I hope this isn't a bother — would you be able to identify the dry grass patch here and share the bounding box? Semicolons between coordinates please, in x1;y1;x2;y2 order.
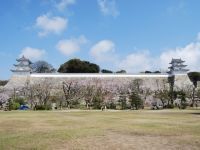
0;109;199;150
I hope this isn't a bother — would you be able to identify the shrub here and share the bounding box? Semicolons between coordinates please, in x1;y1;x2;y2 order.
11;102;20;110
0;80;8;86
101;69;113;73
106;101;116;109
166;104;174;109
14;97;25;105
35;105;51;110
118;94;127;110
92;96;103;109
179;103;187;109
129;91;143;110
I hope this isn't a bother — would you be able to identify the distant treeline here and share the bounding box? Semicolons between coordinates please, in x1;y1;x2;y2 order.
32;58;127;74
0;80;8;86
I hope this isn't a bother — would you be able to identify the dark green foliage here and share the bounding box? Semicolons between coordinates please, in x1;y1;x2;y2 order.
92;88;104;109
35;105;51;110
58;59;100;73
13;97;25;105
168;75;175;105
166;104;174;109
7;100;20;110
101;69;113;73
188;72;200;88
177;90;187;109
187;72;200;106
145;71;152;73
35;105;45;110
31;61;56;73
92;95;103;109
154;90;170;108
144;71;161;74
116;70;126;73
118;94;127;110
129;91;143;110
153;71;161;73
7;97;26;110
0;80;8;86
106;100;116;109
69;99;81;108
11;102;20;110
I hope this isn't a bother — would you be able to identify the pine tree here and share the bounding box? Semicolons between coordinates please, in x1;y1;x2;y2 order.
129;91;143;110
118;93;127;110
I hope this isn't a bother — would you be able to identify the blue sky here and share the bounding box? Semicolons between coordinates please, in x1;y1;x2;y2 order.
1;0;200;79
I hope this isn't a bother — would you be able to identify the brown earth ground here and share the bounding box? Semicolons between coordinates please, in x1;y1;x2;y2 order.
0;109;199;150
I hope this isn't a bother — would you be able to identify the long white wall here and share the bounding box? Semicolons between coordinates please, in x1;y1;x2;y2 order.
30;73;169;78
5;73;191;91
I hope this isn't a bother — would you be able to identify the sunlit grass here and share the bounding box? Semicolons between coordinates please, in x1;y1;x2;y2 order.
0;109;199;150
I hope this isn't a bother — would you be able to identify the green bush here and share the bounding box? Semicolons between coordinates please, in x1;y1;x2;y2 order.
35;105;51;110
92;96;103;109
129;91;143;110
166;104;174;109
11;102;20;110
179;103;187;109
118;95;127;110
14;97;25;105
106;101;116;109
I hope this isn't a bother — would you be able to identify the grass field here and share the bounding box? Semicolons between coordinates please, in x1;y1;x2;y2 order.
0;109;200;150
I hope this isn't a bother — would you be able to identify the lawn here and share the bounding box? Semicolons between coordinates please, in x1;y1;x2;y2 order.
0;109;200;150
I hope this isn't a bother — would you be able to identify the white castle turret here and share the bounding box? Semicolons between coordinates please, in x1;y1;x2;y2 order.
11;56;32;75
168;58;189;74
5;57;192;91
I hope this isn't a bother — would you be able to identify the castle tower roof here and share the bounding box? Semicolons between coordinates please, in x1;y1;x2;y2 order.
11;56;32;74
168;58;189;74
169;58;185;64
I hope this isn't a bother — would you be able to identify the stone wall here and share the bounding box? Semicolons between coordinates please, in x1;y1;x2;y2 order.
4;73;192;91
3;73;193;106
174;74;193;89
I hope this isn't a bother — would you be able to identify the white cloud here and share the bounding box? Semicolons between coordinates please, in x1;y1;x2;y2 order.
92;34;200;73
119;39;200;73
119;51;155;73
35;14;67;37
90;40;117;62
55;0;76;11
160;42;200;71
19;47;46;60
97;0;119;17
56;35;88;56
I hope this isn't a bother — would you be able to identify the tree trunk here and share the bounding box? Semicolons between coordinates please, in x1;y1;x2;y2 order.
86;103;89;109
192;87;195;107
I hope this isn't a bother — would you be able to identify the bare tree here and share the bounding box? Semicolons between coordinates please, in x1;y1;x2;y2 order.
83;84;95;109
154;79;170;108
62;81;82;109
0;92;9;108
129;79;143;93
27;80;52;110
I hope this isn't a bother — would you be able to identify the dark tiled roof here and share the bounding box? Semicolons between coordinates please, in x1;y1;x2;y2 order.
16;56;32;63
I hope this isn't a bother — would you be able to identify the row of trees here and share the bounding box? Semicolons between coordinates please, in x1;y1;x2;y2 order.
0;79;145;110
1;74;199;110
31;59;126;74
1;72;200;110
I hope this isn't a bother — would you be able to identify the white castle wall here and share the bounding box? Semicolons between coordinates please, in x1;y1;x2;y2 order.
4;73;192;91
173;74;193;89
